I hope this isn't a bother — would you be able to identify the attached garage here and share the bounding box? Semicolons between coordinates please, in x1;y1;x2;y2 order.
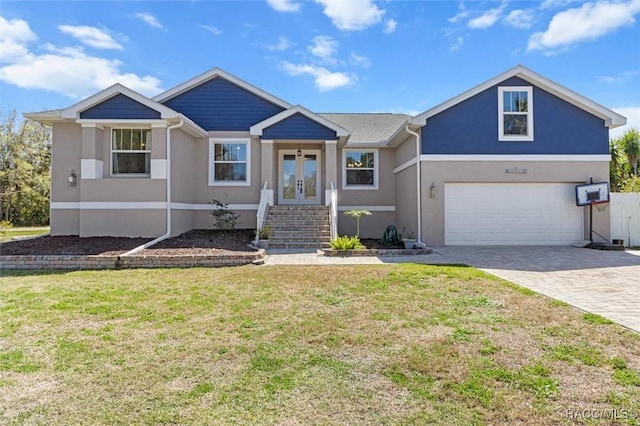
444;183;584;245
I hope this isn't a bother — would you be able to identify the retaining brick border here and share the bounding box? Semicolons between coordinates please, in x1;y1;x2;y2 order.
322;248;433;257
0;250;265;271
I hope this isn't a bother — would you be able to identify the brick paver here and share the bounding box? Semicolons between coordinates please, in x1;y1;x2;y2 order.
264;246;640;332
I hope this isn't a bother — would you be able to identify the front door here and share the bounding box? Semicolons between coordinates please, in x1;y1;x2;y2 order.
278;149;321;205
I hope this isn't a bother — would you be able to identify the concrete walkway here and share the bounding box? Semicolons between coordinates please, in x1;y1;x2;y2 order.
264;246;640;332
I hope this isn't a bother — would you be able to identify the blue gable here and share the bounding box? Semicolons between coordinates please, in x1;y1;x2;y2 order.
162;77;285;131
422;76;609;155
79;93;161;119
262;113;338;140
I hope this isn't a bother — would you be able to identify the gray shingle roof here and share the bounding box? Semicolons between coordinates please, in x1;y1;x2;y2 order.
320;113;409;145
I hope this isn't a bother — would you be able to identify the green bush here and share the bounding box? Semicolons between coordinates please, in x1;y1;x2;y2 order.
330;235;365;250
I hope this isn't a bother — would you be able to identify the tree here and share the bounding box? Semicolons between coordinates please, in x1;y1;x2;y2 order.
0;110;51;226
343;209;372;238
619;127;640;177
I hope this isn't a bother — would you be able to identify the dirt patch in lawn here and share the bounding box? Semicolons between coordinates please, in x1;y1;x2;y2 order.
0;229;256;256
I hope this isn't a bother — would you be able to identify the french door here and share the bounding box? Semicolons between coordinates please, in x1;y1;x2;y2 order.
278;150;321;205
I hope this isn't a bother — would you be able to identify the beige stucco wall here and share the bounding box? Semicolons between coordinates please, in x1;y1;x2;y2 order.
79;209;166;237
394;134;417;167
338;211;394;239
420;160;611;246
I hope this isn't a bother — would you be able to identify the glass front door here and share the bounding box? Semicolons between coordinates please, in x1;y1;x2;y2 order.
278;149;321;205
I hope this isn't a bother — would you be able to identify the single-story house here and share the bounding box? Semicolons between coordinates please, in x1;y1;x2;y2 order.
26;65;626;246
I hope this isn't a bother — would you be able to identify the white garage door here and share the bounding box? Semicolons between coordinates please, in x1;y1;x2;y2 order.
445;183;584;245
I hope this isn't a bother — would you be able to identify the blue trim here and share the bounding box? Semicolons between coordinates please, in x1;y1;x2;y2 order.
162;77;285;131
79;94;161;119
422;77;608;155
262;113;338;140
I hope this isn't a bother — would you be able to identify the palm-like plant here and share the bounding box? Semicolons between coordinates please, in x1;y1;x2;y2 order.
343;209;372;238
619;128;640;176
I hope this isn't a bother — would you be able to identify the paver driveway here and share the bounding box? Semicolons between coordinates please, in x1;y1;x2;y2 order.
266;246;640;332
425;246;640;332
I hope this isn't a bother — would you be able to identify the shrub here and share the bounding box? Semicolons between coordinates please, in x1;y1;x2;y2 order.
330;235;365;250
209;199;240;231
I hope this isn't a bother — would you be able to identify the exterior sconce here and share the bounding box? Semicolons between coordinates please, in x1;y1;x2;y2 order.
429;182;436;199
68;170;77;187
297;146;302;157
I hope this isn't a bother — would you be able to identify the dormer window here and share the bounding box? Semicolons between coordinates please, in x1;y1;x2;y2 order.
498;86;533;141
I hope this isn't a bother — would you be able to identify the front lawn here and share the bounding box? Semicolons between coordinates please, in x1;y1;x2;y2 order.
1;265;638;425
0;227;49;243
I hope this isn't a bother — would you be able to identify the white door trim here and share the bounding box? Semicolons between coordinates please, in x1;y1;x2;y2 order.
278;149;322;205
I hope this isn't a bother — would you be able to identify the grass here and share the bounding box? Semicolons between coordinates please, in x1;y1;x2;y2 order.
0;264;639;425
0;227;49;243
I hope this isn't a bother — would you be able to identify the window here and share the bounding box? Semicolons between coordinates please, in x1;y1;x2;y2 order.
343;149;378;190
498;86;533;141
209;138;251;186
111;129;151;175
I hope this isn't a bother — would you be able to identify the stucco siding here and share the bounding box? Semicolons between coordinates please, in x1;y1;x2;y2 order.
170;129;199;204
50;210;79;236
79;179;166;202
421;160;610;246
422;76;609;155
79;209;165;237
394;166;418;239
162;77;285;131
394;134;418;167
192;210;257;230
51;123;82;203
337;148;395;207
262;113;338;140
338;211;394;239
80;94;161;120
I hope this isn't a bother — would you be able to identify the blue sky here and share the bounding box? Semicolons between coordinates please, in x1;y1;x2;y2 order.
1;0;639;137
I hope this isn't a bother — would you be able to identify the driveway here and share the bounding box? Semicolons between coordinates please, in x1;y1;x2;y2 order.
265;246;640;332
424;246;640;332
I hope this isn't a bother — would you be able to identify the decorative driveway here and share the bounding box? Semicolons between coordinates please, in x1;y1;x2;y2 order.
265;246;640;332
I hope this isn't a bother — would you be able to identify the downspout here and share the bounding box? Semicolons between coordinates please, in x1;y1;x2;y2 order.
120;119;184;257
404;125;425;248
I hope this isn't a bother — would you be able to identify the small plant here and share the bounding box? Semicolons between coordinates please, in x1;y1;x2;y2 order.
330;235;365;250
257;225;273;240
209;199;240;231
343;209;372;238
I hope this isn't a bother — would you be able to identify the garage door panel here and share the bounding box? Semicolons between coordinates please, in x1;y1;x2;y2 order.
445;183;584;245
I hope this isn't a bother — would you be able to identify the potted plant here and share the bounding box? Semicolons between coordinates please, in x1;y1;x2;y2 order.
402;227;416;249
256;225;272;249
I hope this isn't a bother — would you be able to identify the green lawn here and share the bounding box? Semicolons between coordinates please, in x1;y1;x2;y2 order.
1;265;638;425
0;227;49;243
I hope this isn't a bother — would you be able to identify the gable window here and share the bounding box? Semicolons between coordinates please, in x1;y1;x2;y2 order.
343;149;378;190
111;128;151;175
209;138;251;186
498;86;533;141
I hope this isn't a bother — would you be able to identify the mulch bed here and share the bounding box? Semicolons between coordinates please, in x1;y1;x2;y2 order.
0;230;256;256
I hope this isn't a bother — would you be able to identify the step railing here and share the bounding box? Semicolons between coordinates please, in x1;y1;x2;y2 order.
328;182;338;241
255;180;269;246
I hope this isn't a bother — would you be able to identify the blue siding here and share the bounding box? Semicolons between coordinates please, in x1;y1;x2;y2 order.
79;93;161;119
262;113;337;140
422;76;609;155
162;77;285;131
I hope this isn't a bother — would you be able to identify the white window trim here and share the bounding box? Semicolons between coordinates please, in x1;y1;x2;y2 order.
110;128;151;177
342;148;379;190
498;86;533;142
209;138;251;186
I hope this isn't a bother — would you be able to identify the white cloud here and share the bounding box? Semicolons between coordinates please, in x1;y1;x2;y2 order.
315;0;385;31
281;61;355;91
448;3;469;23
450;36;464;51
503;9;536;29
0;16;38;62
268;36;293;51
267;0;301;13
135;12;163;29
308;35;339;63
468;4;507;29
200;25;222;35
599;70;640;83
610;106;640;139
350;52;371;67
0;17;163;99
528;0;640;52
383;19;397;34
58;25;123;50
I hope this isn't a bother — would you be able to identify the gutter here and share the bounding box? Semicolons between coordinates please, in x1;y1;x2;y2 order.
120;119;184;257
404;125;426;248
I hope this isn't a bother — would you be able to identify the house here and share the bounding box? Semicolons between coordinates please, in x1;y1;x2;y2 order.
26;65;626;246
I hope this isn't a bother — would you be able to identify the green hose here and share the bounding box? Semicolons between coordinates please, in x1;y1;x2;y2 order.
381;225;401;247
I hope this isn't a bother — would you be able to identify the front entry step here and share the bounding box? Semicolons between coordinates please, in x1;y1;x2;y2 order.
266;206;331;249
